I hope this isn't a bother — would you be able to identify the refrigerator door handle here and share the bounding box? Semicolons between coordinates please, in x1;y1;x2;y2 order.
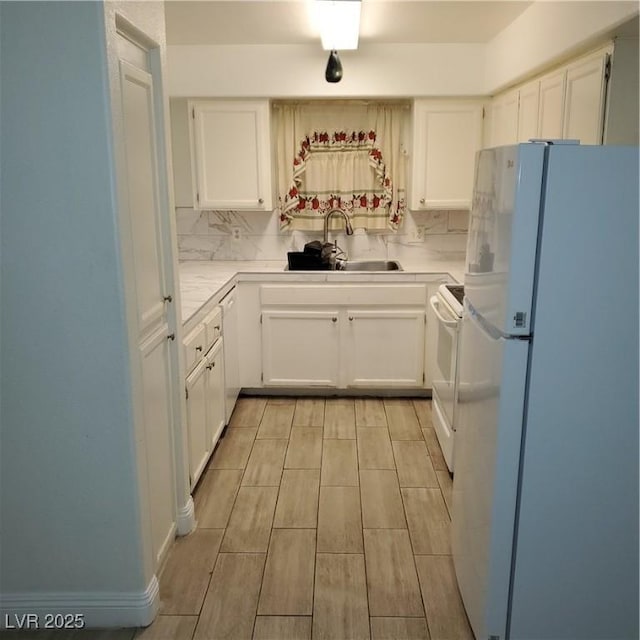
466;301;530;342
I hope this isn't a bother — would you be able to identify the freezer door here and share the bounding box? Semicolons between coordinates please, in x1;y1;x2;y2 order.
465;143;546;335
452;300;530;640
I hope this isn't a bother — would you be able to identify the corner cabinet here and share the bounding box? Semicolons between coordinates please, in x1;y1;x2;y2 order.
188;99;273;210
410;100;484;211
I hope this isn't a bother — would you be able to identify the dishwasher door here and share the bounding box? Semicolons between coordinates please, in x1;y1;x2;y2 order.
220;287;240;423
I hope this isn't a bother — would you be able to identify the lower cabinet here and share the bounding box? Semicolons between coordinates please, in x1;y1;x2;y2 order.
139;323;177;566
261;305;425;389
261;310;340;386
345;310;425;387
220;288;240;422
186;358;209;486
185;337;225;488
205;339;226;448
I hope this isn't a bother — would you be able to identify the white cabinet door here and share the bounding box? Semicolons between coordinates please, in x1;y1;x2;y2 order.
119;58;177;566
517;81;540;142
345;310;425;387
220;290;240;422
186;359;209;488
563;53;608;144
411;100;483;210
262;310;340;386
205;340;226;450
237;283;263;388
189;100;272;210
490;90;519;147
139;325;177;566
538;70;566;140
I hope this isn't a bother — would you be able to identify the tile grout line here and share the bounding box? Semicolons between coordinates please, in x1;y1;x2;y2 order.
311;397;325;637
355;404;374;640
193;399;262;639
384;399;428;624
248;399;279;636
254;398;316;625
409;398;439;637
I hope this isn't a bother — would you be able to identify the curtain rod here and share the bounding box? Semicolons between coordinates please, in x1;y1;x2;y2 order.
272;99;411;109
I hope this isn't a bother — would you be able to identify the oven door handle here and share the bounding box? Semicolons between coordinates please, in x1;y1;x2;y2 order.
429;295;458;328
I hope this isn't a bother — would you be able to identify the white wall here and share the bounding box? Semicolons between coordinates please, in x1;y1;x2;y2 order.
168;43;487;98
605;36;639;144
167;2;638;98
170;98;194;207
0;0;167;626
484;1;639;93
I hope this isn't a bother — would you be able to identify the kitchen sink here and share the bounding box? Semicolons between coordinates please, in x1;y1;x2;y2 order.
337;260;403;271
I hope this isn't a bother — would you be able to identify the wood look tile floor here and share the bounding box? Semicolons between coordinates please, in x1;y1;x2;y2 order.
5;398;472;640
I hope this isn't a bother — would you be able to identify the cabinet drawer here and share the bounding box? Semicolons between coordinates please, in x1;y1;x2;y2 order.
203;306;223;348
183;323;206;374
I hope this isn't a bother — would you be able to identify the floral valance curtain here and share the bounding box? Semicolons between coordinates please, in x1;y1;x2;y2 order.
275;102;408;231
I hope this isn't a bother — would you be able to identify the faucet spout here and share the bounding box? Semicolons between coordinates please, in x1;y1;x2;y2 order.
323;208;354;244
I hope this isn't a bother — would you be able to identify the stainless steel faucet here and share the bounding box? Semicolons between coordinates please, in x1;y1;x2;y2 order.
323;208;354;244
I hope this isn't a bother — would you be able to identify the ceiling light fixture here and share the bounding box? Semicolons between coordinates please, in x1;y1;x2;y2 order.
315;0;361;83
316;0;362;51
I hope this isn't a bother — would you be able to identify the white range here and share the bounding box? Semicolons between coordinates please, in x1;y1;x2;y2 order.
426;282;463;472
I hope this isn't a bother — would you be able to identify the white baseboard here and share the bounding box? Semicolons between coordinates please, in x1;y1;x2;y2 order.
0;575;159;630
176;496;195;536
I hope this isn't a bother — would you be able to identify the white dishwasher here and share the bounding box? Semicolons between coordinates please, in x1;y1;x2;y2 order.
219;287;240;423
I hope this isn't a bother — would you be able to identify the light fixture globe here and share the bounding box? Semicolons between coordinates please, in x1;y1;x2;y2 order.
325;50;343;83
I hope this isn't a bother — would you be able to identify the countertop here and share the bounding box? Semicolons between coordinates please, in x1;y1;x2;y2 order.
178;259;466;325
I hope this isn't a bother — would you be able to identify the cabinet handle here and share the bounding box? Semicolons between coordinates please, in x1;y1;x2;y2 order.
167;333;176;341
195;345;203;352
163;294;173;303
349;316;354;321
258;197;264;205
215;325;221;331
331;317;338;323
420;198;425;204
206;362;216;370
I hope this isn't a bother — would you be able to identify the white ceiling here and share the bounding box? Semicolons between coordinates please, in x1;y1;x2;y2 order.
165;0;534;46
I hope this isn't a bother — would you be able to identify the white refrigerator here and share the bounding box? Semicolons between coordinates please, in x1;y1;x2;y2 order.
452;142;639;640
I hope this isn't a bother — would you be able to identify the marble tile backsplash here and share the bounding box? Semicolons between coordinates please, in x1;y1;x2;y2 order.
176;208;468;263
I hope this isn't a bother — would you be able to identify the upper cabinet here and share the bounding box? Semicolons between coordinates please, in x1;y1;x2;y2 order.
537;69;566;140
490;44;612;147
562;53;609;144
188;99;273;210
488;81;539;147
516;80;540;142
490;90;518;147
410;100;484;210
